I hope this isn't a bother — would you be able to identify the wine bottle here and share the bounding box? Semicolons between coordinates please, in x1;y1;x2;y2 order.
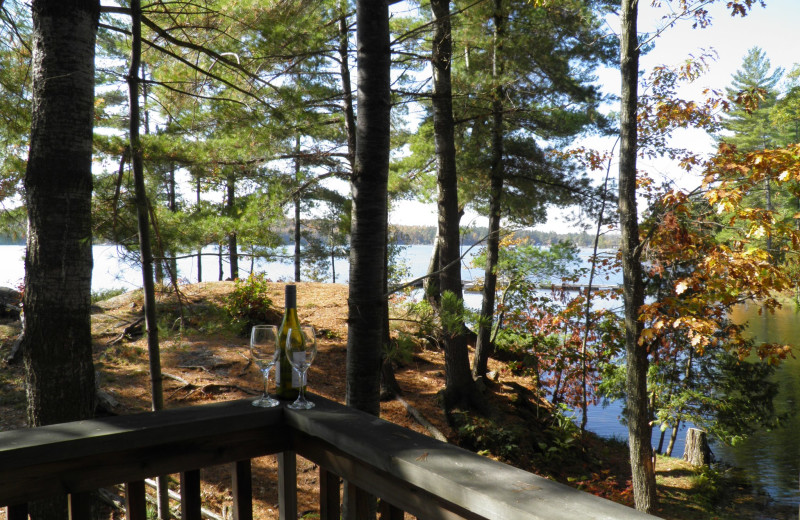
275;284;303;399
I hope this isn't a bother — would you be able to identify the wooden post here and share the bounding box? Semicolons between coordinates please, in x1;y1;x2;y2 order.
6;504;28;520
181;469;202;520
320;468;341;520
125;481;148;520
231;460;253;520
344;481;372;519
68;492;92;520
683;428;712;467
379;498;403;520
278;451;298;520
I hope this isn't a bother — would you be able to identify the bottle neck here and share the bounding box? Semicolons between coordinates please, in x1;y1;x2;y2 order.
285;284;297;310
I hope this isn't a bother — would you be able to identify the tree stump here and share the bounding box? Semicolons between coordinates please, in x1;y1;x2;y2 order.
683;428;712;467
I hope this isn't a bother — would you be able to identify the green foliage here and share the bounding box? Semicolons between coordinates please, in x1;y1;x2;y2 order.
398;297;438;341
91;288;128;304
455;413;523;461
224;274;275;333
538;404;581;463
386;331;415;366
0;3;32;204
689;466;728;509
440;291;467;336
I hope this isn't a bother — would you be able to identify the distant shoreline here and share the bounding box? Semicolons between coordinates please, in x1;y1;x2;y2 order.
0;227;622;249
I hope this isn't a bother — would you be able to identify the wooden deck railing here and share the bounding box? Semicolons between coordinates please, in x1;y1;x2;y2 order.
0;395;656;520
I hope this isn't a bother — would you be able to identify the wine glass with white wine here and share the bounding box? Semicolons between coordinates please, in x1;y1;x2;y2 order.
250;325;280;408
285;325;317;410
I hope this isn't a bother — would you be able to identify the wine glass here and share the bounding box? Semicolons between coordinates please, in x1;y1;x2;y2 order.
285;325;317;410
250;325;280;407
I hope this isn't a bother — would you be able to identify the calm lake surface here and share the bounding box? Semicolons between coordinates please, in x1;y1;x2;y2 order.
1;243;798;506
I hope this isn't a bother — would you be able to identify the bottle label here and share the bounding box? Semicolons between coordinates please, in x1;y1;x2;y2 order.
275;361;302;388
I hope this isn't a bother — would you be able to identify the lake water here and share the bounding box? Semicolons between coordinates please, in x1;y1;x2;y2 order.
1;243;798;507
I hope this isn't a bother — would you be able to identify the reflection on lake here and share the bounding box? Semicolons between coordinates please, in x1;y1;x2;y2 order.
716;302;800;504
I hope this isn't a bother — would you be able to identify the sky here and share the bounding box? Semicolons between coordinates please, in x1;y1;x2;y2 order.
389;0;800;231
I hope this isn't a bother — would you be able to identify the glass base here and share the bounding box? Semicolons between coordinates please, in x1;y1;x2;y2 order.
252;395;280;408
287;398;314;410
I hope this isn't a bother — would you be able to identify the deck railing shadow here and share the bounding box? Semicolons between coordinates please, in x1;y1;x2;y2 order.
0;395;656;519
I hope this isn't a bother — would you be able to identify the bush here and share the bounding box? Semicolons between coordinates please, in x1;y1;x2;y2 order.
225;274;276;334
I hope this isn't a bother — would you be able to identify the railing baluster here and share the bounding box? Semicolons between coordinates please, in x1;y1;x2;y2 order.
6;504;28;520
319;468;340;520
378;498;404;520
68;491;91;519
231;460;253;520
344;481;372;519
277;451;298;520
181;469;202;520
125;481;148;520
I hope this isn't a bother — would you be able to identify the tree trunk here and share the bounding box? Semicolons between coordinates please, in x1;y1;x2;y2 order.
619;0;656;512
226;174;239;280
129;5;171;517
579;148;615;434
424;228;441;306
665;419;681;457
338;0;356;172
344;3;390;518
380;218;397;400
167;164;178;283
294;137;302;282
473;0;505;381
218;243;223;281
347;0;390;418
430;0;476;410
23;2;100;517
196;178;202;282
294;192;302;281
765;178;773;262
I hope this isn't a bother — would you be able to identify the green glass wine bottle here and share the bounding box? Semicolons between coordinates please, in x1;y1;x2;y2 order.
276;284;303;400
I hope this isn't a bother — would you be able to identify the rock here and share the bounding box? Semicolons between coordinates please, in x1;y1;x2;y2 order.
0;287;21;320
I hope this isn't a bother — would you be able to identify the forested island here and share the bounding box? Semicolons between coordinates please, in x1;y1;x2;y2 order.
226;222;622;248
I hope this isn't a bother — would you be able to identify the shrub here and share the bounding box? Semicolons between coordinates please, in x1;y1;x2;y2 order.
225;274;275;334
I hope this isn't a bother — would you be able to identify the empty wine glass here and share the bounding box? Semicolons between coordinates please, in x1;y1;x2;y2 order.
250;325;280;407
285;325;317;410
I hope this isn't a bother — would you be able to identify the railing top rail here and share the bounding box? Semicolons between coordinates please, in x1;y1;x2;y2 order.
1;396;658;519
0;399;288;505
287;397;656;520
